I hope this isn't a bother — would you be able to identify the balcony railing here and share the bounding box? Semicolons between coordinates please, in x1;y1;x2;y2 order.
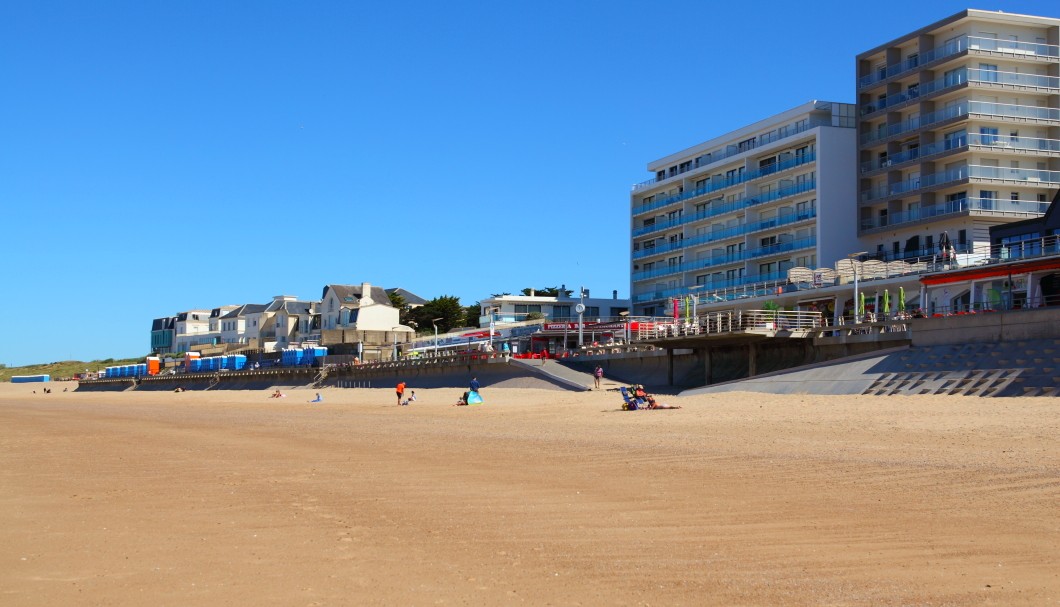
861;134;1060;174
861;101;1060;146
631;151;816;216
859;196;1049;231
632;178;817;237
632;236;816;282
631;120;827;192
860;165;1059;203
860;69;1060;117
858;35;1060;89
633;208;817;259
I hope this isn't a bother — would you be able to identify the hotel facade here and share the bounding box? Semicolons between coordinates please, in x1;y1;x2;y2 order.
629;101;858;316
856;9;1060;260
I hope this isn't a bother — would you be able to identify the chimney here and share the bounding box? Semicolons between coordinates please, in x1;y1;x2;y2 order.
613;290;618;299
360;282;374;305
583;288;590;298
530;289;535;297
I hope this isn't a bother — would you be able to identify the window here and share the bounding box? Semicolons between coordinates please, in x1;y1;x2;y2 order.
738;137;756;153
1011;192;1020;201
759;262;777;276
643;217;655;228
978;63;999;83
944;67;966;87
879;208;888;227
760;235;778;247
980;126;999;145
553;305;571;319
944;129;967;149
514;304;542;314
668;209;683;223
667;256;681;267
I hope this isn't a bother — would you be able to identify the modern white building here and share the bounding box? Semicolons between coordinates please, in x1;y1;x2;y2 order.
629;101;858;316
856;9;1060;260
478;287;630;326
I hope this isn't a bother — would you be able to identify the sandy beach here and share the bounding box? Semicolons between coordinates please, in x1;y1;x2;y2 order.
1;381;1058;606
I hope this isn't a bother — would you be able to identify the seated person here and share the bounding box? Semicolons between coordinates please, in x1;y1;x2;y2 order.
310;392;323;403
635;385;681;409
454;391;469;406
401;390;417;406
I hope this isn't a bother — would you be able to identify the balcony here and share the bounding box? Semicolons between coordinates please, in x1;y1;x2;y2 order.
859;197;1050;231
632;178;817;237
861;134;1060;174
631;120;826;192
633;208;817;260
858;36;1060;90
632;236;816;282
860;69;1060;118
631;151;816;216
860;165;1059;203
861;101;1060;147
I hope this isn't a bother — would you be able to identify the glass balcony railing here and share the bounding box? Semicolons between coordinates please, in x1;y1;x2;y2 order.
858;35;1060;89
969;132;1060;153
632;178;816;237
860;164;1058;202
861;101;1060;146
633;270;790;303
631;120;828;192
633;208;817;259
631;151;816;216
859;196;1049;231
860;69;1059;117
632;236;816;282
861;134;1060;173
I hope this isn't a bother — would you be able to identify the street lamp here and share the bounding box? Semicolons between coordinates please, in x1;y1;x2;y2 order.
618;310;630;344
576;286;586;347
848;251;867;323
432;317;443;355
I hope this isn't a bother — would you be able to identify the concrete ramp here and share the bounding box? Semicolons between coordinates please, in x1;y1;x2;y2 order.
509;358;593;391
683;348;903;397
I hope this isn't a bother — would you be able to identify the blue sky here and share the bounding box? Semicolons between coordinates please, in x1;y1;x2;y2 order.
1;0;1056;366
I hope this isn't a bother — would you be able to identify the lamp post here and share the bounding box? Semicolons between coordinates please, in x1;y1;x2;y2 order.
849;251;867;323
432;317;443;355
392;326;402;361
576;286;586;347
619;310;630;344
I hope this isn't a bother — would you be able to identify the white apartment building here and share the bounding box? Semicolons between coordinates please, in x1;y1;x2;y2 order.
478;288;630;326
629;101;858;316
856;9;1060;260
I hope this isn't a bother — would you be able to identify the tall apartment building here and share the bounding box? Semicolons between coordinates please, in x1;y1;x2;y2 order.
856;9;1060;261
629;101;857;316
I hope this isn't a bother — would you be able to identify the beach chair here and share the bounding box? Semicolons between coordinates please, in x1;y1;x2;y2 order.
619;387;644;410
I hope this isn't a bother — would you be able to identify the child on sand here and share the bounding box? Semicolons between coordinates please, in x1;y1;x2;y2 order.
400;390;416;406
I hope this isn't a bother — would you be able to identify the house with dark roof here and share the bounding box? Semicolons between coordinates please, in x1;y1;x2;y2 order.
261;296;317;349
385;287;428;308
219;303;269;346
320;282;414;359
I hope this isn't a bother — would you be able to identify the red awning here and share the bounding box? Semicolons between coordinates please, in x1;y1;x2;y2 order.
920;258;1060;285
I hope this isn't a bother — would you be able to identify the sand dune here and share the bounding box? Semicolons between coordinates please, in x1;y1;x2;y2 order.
1;382;1058;605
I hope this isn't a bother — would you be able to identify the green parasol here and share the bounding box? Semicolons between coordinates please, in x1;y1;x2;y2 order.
898;286;906;312
882;289;890;318
858;291;866;317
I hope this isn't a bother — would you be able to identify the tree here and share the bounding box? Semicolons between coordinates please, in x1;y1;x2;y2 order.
519;286;572;297
463;302;481;328
407;296;466;334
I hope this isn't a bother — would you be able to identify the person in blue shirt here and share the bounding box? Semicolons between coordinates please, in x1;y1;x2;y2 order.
469;377;480;392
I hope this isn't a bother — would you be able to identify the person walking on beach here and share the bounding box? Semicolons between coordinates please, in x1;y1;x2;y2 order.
593;365;603;389
396;381;405;406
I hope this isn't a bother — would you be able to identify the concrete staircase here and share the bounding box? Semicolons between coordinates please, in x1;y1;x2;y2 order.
861;339;1060;397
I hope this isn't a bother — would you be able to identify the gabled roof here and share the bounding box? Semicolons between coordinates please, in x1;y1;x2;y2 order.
265;299;314;314
220;303;269;319
322;284;393;307
386;287;428;306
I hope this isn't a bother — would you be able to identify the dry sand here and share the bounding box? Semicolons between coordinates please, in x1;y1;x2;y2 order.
1;381;1058;606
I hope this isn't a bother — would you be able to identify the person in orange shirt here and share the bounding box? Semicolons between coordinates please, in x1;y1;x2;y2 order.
396;381;406;406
